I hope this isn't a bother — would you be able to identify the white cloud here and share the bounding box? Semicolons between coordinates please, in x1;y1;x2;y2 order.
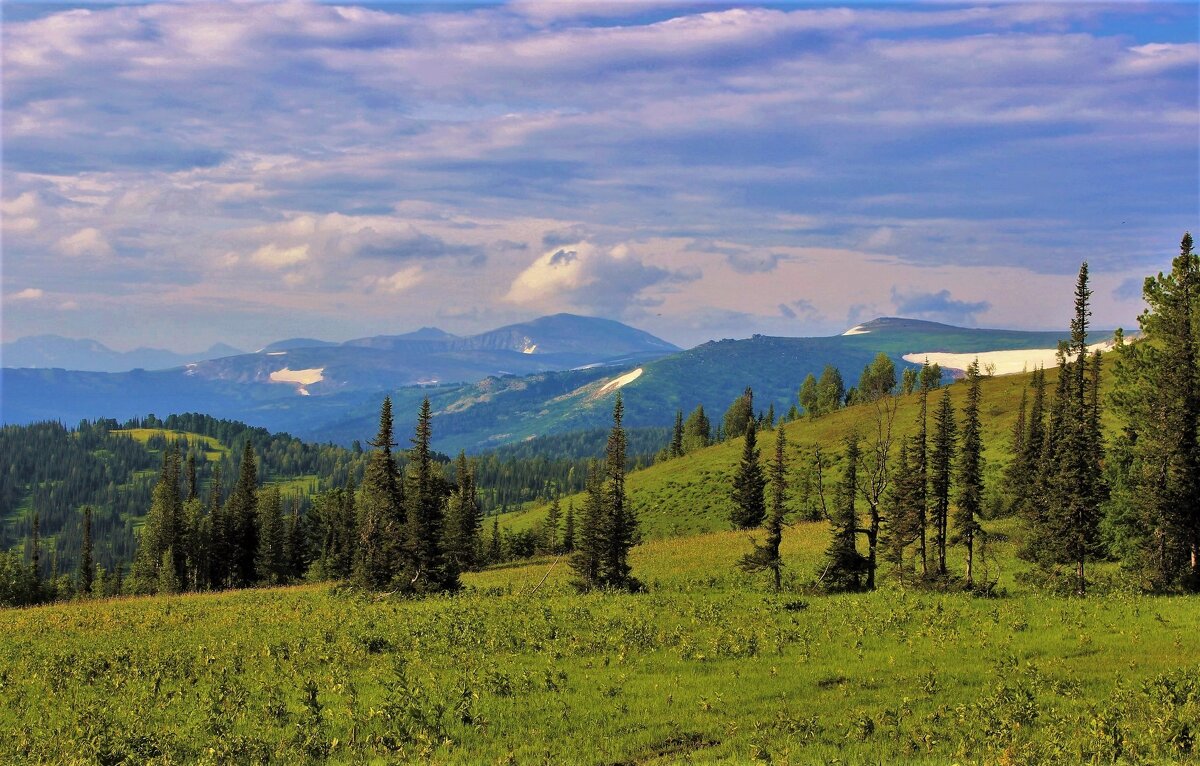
250;242;310;269
374;265;424;294
56;227;114;258
9;287;44;300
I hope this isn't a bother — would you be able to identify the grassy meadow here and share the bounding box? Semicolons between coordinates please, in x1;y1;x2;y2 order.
4;365;1198;764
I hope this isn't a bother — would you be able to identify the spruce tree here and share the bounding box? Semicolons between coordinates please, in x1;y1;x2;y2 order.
78;506;94;596
880;437;918;580
571;462;605;589
355;396;405;590
670;410;684;458
132;448;183;592
598;394;639;590
912;361;935;578
740;428;788;590
256;486;285;585
186;453;198;502
206;464;225;588
730;420;767;529
444;451;482;573
955;360;984;588
723;387;754;441
930;388;956;577
226;441;260;588
404;398;454;592
819;436;866;591
1109;233;1199;589
543;494;561;554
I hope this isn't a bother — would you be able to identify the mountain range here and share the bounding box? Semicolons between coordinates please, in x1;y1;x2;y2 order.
1;314;1079;453
1;335;244;373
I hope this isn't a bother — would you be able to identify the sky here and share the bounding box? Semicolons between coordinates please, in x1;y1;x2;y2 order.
2;1;1197;352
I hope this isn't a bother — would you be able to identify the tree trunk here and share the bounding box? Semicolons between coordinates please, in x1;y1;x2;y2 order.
1076;557;1086;596
965;532;973;589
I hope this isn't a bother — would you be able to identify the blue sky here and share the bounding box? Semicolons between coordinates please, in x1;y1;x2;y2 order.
2;1;1197;350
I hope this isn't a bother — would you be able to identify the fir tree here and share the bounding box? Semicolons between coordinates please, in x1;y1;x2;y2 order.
1109;234;1199;589
186;453;198;502
206;464;225;588
543;494;561;554
444;451;482;573
571;462;605;589
930;388;956;577
880;437;918;580
226;441;260;587
355;397;405;590
912;361;935;578
682;405;711;453
598;394;639;590
256;486;286;585
955;360;984;588
404;398;454;592
670;410;684;457
78;506;94;596
730;420;767;529
819;436;866;591
740;428;788;590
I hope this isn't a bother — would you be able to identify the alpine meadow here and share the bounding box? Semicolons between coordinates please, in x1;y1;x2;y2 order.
2;2;1198;765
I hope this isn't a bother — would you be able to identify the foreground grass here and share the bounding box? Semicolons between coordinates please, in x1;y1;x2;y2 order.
3;525;1197;765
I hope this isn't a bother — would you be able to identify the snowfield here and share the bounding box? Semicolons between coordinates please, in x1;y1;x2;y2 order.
597;367;643;394
903;339;1115;376
269;367;325;396
842;325;870;336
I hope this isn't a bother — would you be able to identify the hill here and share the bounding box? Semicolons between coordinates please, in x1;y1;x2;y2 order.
0;335;243;372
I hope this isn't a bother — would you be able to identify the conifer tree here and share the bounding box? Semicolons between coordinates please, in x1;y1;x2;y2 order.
740;428;788;590
181;497;206;590
670;410;684;458
819;436;866;591
226;441;260;587
571;462;605;589
444;451;482;573
132;447;183;592
488;515;502;565
355;397;405;589
730;420;767;529
157;548;180;594
404;398;455;592
284;501;305;580
186;453;198;502
930;388;956;577
206;464;225;588
880;437;918;580
911;361;935;578
256;486;286;585
1110;234;1200;589
78;506;94;596
598;394;639;590
1011;367;1047;538
956;360;984;588
29;512;40;590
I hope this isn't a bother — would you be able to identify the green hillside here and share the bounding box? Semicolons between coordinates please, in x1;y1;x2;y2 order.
499;361;1088;544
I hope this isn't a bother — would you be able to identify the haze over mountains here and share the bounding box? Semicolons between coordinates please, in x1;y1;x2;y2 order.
1;335;245;373
1;313;1085;454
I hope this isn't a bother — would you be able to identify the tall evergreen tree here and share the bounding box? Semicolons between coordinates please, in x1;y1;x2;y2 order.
912;361;935;578
256;486;286;585
571;462;605;589
226;441;260;588
956;360;984;588
542;494;561;554
78;506;94;596
598;394;639;590
670;410;685;458
186;453;198;502
404;398;455;592
355;397;405;590
730;421;767;529
740;428;788;590
881;437;918;581
1109;233;1199;589
444;451;482;573
930;388;956;577
206;464;226;588
819;436;866;591
563;501;576;553
488;515;502;565
131;447;183;592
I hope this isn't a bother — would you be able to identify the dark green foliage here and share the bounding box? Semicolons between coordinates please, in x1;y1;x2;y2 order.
130;447;183;593
670;410;684;458
955;360;984;588
1108;232;1200;590
571;464;604;588
723;387;754;441
880;437;918;580
930;388;956;577
563;501;576;553
542;494;561;554
739;428;787;590
226;441;260;588
403;398;456;593
444;452;483;573
730;421;767;529
311;482;356;580
799;373;818;417
78;506;94;596
354;397;405;590
256;487;286;585
818;437;867;591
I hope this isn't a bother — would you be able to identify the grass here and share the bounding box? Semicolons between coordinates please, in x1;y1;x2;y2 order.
1;522;1197;765
112;428;229;461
